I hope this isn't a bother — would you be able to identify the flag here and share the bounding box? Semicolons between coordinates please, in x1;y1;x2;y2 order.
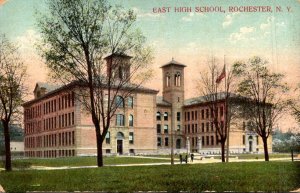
216;65;226;84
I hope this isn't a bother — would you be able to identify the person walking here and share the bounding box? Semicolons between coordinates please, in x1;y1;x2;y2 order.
191;153;194;162
179;154;182;164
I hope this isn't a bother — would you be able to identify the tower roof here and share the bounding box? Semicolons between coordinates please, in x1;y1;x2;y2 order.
104;53;132;60
160;58;186;68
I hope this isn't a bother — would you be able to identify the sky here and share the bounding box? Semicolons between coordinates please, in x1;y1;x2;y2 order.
0;0;299;131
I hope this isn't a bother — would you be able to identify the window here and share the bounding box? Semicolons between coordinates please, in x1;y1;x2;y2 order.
201;110;204;119
177;112;181;121
129;132;134;144
187;112;190;121
211;122;214;131
175;73;181;86
177;125;181;131
116;114;125;126
164;112;168;121
243;135;245;145
216;135;219;145
206;122;209;132
202;136;205;146
164;125;168;134
192;111;194;120
157;124;161;133
116;96;124;108
211;136;214;145
165;137;169;146
206;136;209;145
128;97;133;108
166;74;170;87
202;123;204;132
220;106;224;117
106;149;111;154
156;112;161;121
256;136;259;145
206;109;209;118
157;137;162;146
105;132;110;144
129;114;133;127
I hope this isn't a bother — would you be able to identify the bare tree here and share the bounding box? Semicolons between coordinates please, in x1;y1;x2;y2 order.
233;56;288;161
0;35;27;171
289;84;300;125
37;0;153;167
197;56;237;162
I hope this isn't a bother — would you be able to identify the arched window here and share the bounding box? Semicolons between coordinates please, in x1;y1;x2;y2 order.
164;112;168;121
115;96;124;108
129;114;133;127
166;74;170;87
156;111;161;121
174;72;181;86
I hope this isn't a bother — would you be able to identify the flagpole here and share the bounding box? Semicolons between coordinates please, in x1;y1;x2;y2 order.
225;55;230;163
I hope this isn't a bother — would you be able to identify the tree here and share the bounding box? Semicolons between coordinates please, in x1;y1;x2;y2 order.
0;35;27;171
289;84;300;125
233;56;288;161
197;56;237;162
37;0;153;167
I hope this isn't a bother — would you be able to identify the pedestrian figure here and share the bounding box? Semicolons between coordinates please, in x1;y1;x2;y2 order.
185;155;188;164
191;153;194;162
179;154;182;164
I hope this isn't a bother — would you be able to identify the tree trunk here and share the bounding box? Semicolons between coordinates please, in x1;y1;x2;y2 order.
262;136;269;161
3;121;12;171
95;126;103;167
221;140;225;162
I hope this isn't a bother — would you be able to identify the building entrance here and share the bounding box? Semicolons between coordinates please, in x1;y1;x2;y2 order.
117;140;123;154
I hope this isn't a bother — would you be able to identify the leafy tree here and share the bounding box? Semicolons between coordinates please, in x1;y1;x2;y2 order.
233;56;288;161
0;35;27;171
37;0;153;167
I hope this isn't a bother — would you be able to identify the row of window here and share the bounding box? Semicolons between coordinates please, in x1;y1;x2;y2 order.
184;121;225;134
105;132;134;144
156;124;182;134
184;107;224;122
25;131;75;148
115;114;134;126
24;92;76;121
115;96;133;108
165;72;181;87
25;112;75;134
25;149;75;158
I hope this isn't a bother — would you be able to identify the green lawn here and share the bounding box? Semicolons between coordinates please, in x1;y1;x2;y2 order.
0;162;299;192
0;156;171;168
212;153;293;160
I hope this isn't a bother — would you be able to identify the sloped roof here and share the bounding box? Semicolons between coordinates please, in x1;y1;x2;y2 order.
156;96;171;106
34;82;61;93
24;80;158;106
184;92;239;106
161;58;186;68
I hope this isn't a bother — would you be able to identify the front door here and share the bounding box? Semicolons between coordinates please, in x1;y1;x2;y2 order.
117;140;123;155
249;141;253;152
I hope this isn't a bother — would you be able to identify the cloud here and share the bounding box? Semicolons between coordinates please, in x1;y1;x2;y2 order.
132;7;161;19
223;15;232;28
222;13;239;28
229;26;256;42
260;16;274;31
181;12;204;22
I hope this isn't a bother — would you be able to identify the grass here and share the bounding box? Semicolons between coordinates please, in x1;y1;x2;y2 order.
0;156;171;168
0;162;299;192
212;153;293;160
